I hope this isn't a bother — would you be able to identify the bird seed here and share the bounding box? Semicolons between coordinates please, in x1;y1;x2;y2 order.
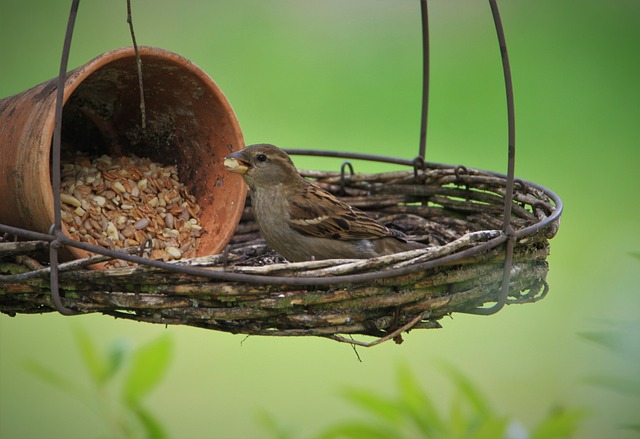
60;153;203;268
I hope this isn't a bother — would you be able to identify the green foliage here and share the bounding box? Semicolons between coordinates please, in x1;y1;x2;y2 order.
123;335;172;405
578;319;640;433
576;253;640;433
24;324;173;439
530;408;587;439
255;410;296;439
263;363;583;439
73;323;126;386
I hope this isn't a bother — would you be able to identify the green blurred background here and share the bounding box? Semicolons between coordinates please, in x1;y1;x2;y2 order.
1;0;638;438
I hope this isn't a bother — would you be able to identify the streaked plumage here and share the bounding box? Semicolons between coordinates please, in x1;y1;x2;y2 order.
224;144;425;261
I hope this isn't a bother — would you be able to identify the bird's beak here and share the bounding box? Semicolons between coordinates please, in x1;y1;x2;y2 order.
224;151;249;175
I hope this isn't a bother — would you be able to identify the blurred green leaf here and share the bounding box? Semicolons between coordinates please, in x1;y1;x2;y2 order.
106;339;129;383
22;359;84;398
123;334;172;405
530;408;584;439
585;375;640;399
468;417;509;439
341;388;403;425
317;422;405;439
630;251;640;260
438;362;512;439
23;328;173;438
255;410;295;439
578;330;622;353
579;323;640;364
442;365;509;439
131;404;170;439
397;364;447;439
449;394;466;438
439;363;492;417
72;324;108;386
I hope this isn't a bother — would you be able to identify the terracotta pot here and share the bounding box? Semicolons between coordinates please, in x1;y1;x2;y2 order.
0;46;246;262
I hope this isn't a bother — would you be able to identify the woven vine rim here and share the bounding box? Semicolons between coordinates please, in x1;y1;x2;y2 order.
1;163;560;344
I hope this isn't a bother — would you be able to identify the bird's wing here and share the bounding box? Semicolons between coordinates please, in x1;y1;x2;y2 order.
286;182;402;240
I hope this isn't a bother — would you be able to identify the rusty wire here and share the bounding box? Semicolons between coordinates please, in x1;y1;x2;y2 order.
462;0;517;316
419;0;430;160
126;0;146;131
50;0;81;316
0;0;564;322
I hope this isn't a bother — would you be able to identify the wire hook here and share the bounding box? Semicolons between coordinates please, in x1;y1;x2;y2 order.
339;161;355;195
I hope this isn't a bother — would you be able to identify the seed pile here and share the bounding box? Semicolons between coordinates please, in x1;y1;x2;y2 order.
60;154;203;267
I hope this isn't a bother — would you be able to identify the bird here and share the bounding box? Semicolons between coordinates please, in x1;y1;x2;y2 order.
224;143;426;262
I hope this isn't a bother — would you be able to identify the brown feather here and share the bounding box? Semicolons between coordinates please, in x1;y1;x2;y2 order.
287;182;394;240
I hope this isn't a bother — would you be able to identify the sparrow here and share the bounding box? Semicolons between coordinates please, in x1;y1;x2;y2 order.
224;144;426;262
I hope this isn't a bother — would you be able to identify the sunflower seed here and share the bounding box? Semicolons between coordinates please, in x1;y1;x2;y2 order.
60;153;204;268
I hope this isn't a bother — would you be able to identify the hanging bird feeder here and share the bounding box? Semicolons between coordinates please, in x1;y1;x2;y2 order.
0;0;562;346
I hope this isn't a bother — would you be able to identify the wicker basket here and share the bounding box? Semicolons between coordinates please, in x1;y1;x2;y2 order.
0;158;560;345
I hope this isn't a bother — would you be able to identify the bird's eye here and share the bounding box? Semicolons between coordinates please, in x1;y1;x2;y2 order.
256;153;268;162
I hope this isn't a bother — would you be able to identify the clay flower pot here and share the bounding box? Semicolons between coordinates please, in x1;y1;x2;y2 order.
0;46;246;262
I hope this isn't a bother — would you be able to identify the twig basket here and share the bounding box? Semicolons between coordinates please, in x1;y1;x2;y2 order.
0;159;560;344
